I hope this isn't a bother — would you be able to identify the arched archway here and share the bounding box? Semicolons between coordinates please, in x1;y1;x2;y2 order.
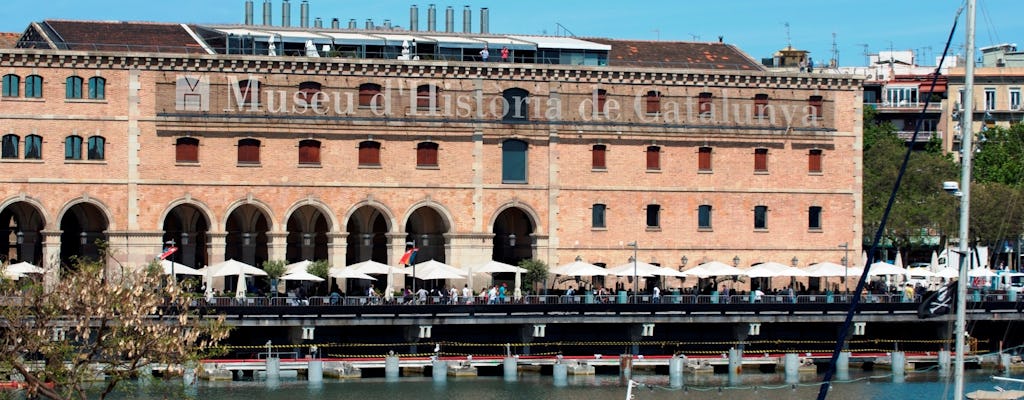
0;201;46;265
224;204;270;268
404;206;450;264
345;205;390;266
161;204;210;268
286;205;330;264
59;203;108;268
492;207;535;266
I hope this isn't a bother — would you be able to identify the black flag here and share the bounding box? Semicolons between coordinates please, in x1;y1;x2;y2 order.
918;281;958;319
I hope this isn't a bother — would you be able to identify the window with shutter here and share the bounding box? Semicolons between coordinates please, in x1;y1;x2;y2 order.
646;146;660;171
176;137;199;163
417;142;438;167
237;138;260;164
754;148;768;172
698;147;712;171
358;141;381;166
299;140;321;164
754;93;769;118
808;149;823;173
645;91;661;115
359;83;382;107
592;144;607;170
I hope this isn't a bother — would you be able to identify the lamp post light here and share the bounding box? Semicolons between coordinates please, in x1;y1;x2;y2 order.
627;241;638;302
839;242;850;293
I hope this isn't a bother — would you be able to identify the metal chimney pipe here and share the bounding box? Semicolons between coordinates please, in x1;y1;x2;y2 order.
427;4;436;32
331;18;339;29
262;0;272;26
348;19;357;29
314;17;322;28
300;0;309;28
445;6;454;33
462;5;471;33
281;0;291;27
245;0;254;25
410;4;419;31
365;19;374;30
480;7;489;34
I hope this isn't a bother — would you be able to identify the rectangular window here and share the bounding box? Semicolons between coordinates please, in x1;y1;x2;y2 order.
698;205;712;229
2;135;18;159
501;140;528;183
698;147;712;171
808;206;823;230
808;149;823;173
698;92;713;115
985;88;996;110
175;138;199;163
1010;88;1021;110
358;141;381;166
645;91;661;115
754;205;768;230
646;146;660;171
595;89;607;113
65;136;82;160
237;139;260;164
88;77;105;100
592;144;606;170
25;75;43;98
359;84;382;107
24;135;41;159
754;94;769;118
298;140;321;164
809;95;824;118
754;148;768;172
592;204;607;229
646;204;661;229
87;136;105;160
416;142;439;167
2;75;19;97
66;76;83;99
884;87;918;106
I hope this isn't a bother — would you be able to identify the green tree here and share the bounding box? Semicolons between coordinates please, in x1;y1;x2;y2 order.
309;260;331;295
0;248;229;400
973;124;1024;186
517;259;549;294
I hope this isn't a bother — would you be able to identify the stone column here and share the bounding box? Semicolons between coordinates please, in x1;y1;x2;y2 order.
39;230;62;290
208;232;227;265
267;232;288;262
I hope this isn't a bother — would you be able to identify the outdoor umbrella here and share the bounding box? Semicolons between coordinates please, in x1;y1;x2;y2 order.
464;260;527;294
328;267;378;281
209;259;268;277
5;261;43;275
551;260;609;277
341;260;406;298
967;268;997;278
935;267;960;279
411;260;467;280
159;259;205;276
805;262;862;277
2;269;24;280
743;261;809;278
285;260;313;274
234;271;248;300
894;251;905;269
683;261;744;278
866;261;906;276
281;270;326;282
606;261;662;277
929;251;940;271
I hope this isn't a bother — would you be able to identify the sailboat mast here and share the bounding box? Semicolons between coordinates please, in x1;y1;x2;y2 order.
954;0;976;398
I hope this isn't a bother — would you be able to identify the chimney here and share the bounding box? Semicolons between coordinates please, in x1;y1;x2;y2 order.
462;5;471;33
365;19;374;30
262;0;272;26
410;4;419;31
244;0;254;25
331;18;339;29
314;17;322;28
300;0;310;28
348;19;357;29
281;0;291;27
445;6;454;33
427;4;437;32
480;7;489;34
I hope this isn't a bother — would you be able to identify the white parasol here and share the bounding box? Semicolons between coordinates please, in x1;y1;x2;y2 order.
281;270;326;282
6;261;44;275
159;259;205;276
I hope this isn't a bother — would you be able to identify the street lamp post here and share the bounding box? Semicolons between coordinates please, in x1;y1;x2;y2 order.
839;242;850;293
627;241;638;302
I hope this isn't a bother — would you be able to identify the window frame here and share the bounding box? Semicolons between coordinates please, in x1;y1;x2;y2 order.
646;204;661;230
416;84;437;111
754;205;768;230
808;206;823;231
297;81;322;105
754;93;769;118
698;205;712;230
698;92;713;115
237;138;261;164
358;83;382;108
592;203;607;229
87;77;106;100
754;148;768;173
808;95;824;118
298;139;321;165
24;134;42;159
1010;88;1022;111
698;146;712;172
86;136;105;160
1;134;19;159
645;90;661;115
808;149;823;174
416;141;439;168
502;88;530;121
591;144;607;170
237;79;257;105
2;74;20;97
646;145;661;171
175;137;200;163
25;75;43;98
595;89;608;113
65;135;83;160
501;139;528;184
66;76;84;99
358;140;381;167
984;88;996;111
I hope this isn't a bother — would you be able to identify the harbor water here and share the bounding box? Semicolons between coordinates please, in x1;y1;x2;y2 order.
100;369;1020;400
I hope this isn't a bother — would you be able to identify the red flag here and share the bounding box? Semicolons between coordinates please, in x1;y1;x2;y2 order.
158;246;179;260
399;248;419;265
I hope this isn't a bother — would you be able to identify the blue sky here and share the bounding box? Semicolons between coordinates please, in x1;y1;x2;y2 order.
2;0;1022;66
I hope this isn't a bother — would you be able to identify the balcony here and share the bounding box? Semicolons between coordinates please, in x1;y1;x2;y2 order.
867;102;943;112
896;130;940;143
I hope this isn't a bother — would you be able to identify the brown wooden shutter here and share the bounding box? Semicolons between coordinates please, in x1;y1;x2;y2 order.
176;137;199;163
592;145;606;169
646;146;660;170
698;147;712;170
754;148;768;171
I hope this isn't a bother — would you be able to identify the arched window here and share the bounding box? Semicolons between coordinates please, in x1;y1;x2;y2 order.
416;84;437;110
297;81;322;104
501;139;528;183
358;83;382;107
24;135;42;159
2;74;20;97
645;90;661;115
88;77;105;100
66;76;84;99
65;135;83;160
237;138;261;164
25;75;43;98
502;88;530;121
175;137;199;163
298;139;321;164
87;136;105;160
416;142;439;167
592;144;607;170
1;134;19;159
646;145;661;171
358;140;381;166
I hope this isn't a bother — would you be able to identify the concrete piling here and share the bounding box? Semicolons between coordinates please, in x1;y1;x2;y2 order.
552;362;568;387
307;359;323;383
503;357;517;381
385;355;400;380
939;350;951;377
837;352;850;381
265;357;281;380
728;348;742;385
784;353;800;384
669;355;685;388
619;354;633;380
891;352;906;383
431;360;447;383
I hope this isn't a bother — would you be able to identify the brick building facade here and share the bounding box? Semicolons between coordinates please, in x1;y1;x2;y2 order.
0;21;863;292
